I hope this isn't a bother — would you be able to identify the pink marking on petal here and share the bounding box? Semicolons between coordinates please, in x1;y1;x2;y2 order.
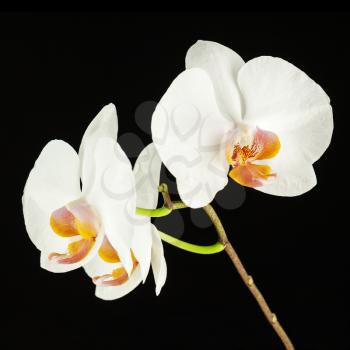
92;274;114;286
92;256;139;287
92;271;129;286
48;239;94;264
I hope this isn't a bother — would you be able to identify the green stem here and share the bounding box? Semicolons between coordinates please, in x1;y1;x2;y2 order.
135;204;224;254
135;200;187;218
159;231;225;254
135;206;172;218
135;185;224;255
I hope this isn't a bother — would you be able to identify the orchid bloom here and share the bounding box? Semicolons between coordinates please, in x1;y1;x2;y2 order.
23;104;166;299
151;40;333;208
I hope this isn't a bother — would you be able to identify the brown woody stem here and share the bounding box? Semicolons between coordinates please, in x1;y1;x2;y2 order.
157;184;295;349
202;203;295;350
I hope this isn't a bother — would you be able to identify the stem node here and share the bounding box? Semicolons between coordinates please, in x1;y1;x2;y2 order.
247;276;254;287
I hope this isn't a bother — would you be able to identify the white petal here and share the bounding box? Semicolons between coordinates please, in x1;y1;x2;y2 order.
22;140;81;252
238;56;333;164
257;163;317;197
95;266;143;301
151;68;232;208
131;221;152;282
186;40;244;122
79;104;118;193
151;225;167;296
133;143;162;209
40;229;104;273
85;137;136;275
131;143;162;282
256;132;317;196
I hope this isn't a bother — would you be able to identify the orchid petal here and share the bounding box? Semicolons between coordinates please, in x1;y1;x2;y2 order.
85;137;136;275
133;143;162;209
79;104;118;194
186;40;244;122
151;68;232;208
256;132;317;196
151;225;167;296
22;140;81;252
131;222;152;283
238;56;333;164
131;143;162;281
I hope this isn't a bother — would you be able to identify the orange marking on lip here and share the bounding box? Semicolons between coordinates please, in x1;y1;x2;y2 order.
227;127;280;188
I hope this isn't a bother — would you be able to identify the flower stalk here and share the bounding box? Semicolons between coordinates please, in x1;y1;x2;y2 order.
202;204;295;350
135;207;172;218
158;231;225;254
136;185;225;254
135;183;295;350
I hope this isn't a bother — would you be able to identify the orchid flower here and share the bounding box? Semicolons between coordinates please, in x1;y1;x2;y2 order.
23;104;166;299
151;40;333;208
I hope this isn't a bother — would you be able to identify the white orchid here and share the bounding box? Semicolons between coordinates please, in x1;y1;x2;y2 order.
151;40;333;208
23;104;166;300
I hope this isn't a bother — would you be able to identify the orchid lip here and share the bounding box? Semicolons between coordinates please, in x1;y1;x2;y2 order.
93;237;139;287
48;201;100;265
226;126;281;188
92;262;139;287
48;238;95;264
93;271;129;286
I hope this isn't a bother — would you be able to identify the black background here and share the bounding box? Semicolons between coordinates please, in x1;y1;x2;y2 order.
1;12;349;350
